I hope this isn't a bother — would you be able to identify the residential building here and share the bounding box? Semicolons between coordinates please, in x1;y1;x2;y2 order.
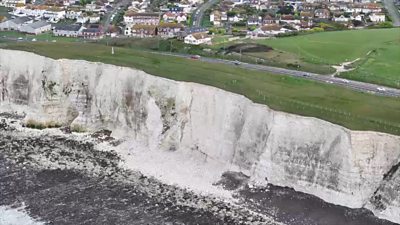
0;16;32;30
262;15;278;24
66;8;82;20
314;8;330;18
53;24;82;37
157;22;183;38
130;24;157;37
184;32;211;45
19;20;51;34
0;0;25;8
162;12;176;22
176;13;187;23
210;10;222;26
280;14;301;24
43;7;66;23
124;12;160;25
248;24;289;38
176;27;208;40
228;14;244;22
89;14;101;23
369;13;385;22
333;14;350;22
351;13;364;21
82;24;103;39
300;11;314;19
247;15;261;26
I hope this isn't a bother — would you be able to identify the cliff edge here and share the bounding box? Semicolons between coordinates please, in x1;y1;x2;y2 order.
0;49;399;223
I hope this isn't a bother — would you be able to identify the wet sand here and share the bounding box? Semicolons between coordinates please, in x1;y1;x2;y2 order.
239;185;397;225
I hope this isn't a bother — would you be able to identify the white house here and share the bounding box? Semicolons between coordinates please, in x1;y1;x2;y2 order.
210;10;222;26
184;32;211;45
351;14;364;21
333;15;350;22
19;20;51;34
89;14;100;23
248;24;289;38
176;13;187;23
14;5;46;18
369;13;385;22
43;8;66;23
247;15;261;26
77;14;90;23
228;15;244;22
66;9;82;20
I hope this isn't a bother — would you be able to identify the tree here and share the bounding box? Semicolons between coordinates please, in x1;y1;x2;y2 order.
79;0;93;5
227;11;237;17
277;5;294;15
352;20;363;27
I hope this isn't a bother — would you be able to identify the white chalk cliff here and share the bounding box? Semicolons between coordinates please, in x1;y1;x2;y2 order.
0;49;399;223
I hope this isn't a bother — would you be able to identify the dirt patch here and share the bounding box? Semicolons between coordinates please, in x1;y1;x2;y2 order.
225;43;273;53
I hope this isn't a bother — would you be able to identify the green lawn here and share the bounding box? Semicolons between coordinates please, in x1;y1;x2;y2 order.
339;41;400;88
257;29;400;65
3;42;400;135
0;6;9;18
255;29;400;87
0;31;80;42
212;35;231;44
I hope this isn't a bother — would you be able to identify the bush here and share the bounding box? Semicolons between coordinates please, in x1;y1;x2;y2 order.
276;31;299;37
71;124;87;133
373;21;394;29
25;119;62;130
310;27;324;32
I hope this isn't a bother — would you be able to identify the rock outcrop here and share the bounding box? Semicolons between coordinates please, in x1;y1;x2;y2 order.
0;49;399;223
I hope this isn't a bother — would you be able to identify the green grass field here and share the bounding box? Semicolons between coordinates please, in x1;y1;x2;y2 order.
0;6;9;18
3;42;400;135
255;29;400;87
0;31;80;42
339;42;400;88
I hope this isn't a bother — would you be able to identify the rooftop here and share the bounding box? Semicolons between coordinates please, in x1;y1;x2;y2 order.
8;17;32;25
25;20;49;29
55;24;82;31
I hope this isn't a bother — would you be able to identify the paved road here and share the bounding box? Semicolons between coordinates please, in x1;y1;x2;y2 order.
191;0;219;27
383;0;400;26
2;35;399;98
102;0;132;32
154;51;400;98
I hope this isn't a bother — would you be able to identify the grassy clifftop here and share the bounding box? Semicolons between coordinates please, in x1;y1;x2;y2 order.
3;42;400;135
256;28;400;88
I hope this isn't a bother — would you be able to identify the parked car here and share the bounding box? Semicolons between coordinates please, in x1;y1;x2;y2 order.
190;55;201;60
377;87;386;92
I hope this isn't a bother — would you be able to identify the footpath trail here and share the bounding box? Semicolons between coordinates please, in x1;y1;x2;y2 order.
384;0;400;26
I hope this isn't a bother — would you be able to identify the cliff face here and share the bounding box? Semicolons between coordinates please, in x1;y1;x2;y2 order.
1;49;400;223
